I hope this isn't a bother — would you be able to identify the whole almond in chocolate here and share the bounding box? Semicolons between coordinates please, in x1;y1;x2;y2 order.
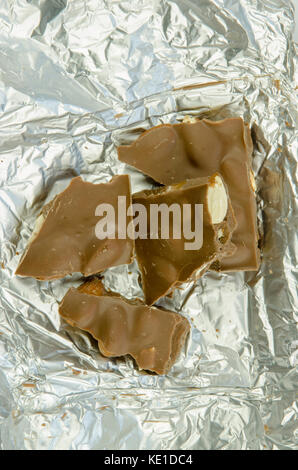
118;117;260;272
59;279;190;375
16;175;134;280
133;173;237;305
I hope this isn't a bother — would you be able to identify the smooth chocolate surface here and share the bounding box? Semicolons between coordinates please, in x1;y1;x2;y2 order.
133;174;237;305
59;279;190;375
16;175;134;280
118;117;260;271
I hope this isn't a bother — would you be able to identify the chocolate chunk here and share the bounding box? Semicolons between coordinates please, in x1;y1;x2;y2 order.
16;175;134;280
133;173;237;305
59;279;190;375
118;117;260;271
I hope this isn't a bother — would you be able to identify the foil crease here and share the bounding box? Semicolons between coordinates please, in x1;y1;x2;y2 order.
0;0;297;450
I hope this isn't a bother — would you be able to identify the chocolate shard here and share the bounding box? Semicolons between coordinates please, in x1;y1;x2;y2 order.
16;175;134;280
59;278;190;375
133;173;237;305
118;117;260;271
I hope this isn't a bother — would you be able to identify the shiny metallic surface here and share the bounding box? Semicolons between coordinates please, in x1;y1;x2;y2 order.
0;0;297;450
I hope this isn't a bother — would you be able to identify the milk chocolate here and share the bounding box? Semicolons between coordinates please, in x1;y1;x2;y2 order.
133;173;237;305
16;175;134;280
59;278;190;375
118;117;260;271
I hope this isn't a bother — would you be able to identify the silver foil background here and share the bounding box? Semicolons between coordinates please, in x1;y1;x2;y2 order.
0;0;297;450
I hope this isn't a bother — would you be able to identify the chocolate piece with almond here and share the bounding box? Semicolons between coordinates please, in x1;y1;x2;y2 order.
133;173;237;305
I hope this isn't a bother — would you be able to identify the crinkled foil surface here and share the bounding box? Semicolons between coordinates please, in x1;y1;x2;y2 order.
0;0;297;450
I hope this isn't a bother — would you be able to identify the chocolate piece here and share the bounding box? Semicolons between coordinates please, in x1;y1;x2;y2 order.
133;173;237;305
59;279;190;375
16;175;134;280
118;117;260;271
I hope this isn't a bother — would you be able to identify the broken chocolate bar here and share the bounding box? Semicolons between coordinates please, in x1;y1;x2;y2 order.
16;175;134;280
133;173;237;305
118;117;260;271
59;278;190;375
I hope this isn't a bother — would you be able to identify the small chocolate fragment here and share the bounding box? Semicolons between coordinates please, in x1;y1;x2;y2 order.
59;279;190;375
133;173;237;305
118;117;260;271
16;175;134;280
